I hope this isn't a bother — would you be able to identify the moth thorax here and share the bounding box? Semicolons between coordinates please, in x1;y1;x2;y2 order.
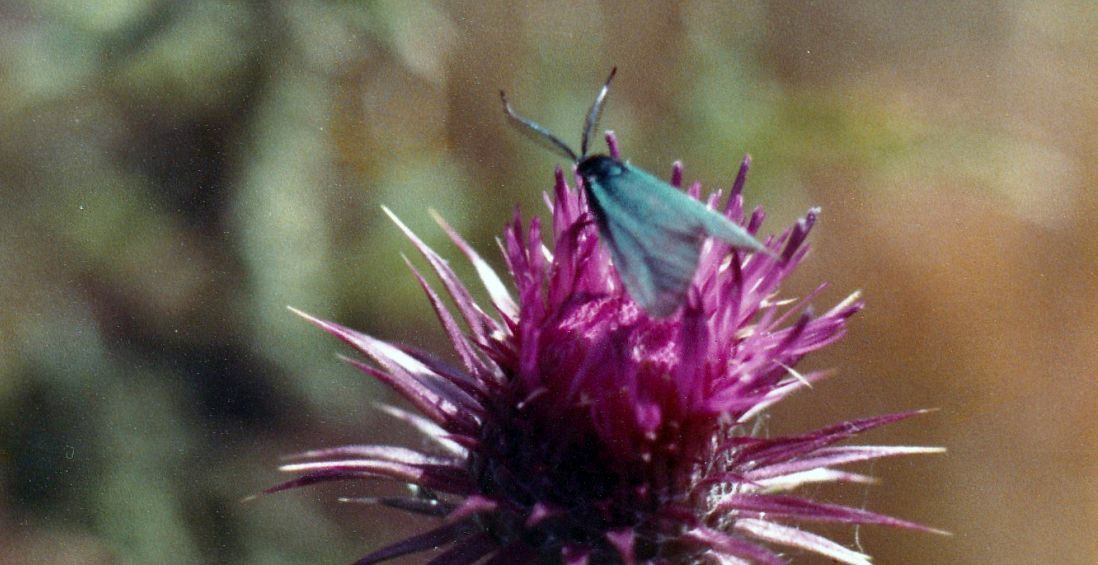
577;155;625;180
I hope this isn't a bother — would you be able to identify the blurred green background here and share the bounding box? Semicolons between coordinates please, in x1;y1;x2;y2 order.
1;1;1094;563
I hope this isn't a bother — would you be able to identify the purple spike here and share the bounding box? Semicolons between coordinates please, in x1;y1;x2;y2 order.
606;529;636;565
290;309;456;426
714;494;946;533
263;470;374;495
675;291;709;408
375;404;467;455
747;206;765;235
425;533;498;565
431;210;518;322
734;518;871;565
730;154;752;199
318;319;483;422
776;308;813;353
728;411;929;468
279;458;473;495
605;130;620;159
525;502;562;527
403;256;490;377
683;527;784;565
341;356;480;434
554;166;572;219
782;208;819;260
746;445;945;481
352;520;481;565
446;495;499;522
383;207;495;339
285;444;448;466
392;345;490;399
561;545;591;565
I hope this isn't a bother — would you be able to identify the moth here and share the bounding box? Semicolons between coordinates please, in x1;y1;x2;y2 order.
501;68;769;317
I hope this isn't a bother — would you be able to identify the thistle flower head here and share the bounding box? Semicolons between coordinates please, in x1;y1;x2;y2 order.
268;135;942;564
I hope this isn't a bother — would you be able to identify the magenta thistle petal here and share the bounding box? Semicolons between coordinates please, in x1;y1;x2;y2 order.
426;532;499;565
605;528;636;565
682;527;784;565
270;155;941;562
712;494;942;533
381;206;498;341
263;470;376;495
403;255;492;377
445;495;499;523
283;444;452;466
430;209;519;319
744;445;946;481
352;520;481;565
733;519;871;565
279;458;473;495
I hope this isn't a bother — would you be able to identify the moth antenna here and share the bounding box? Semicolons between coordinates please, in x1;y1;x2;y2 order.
581;66;617;158
500;90;579;162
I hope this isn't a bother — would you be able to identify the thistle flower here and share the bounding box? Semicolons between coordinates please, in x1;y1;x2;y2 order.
267;135;943;564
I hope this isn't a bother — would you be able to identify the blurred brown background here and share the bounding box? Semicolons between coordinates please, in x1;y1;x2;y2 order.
0;1;1094;563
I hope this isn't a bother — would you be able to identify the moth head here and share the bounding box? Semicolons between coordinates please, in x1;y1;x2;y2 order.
576;155;624;180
